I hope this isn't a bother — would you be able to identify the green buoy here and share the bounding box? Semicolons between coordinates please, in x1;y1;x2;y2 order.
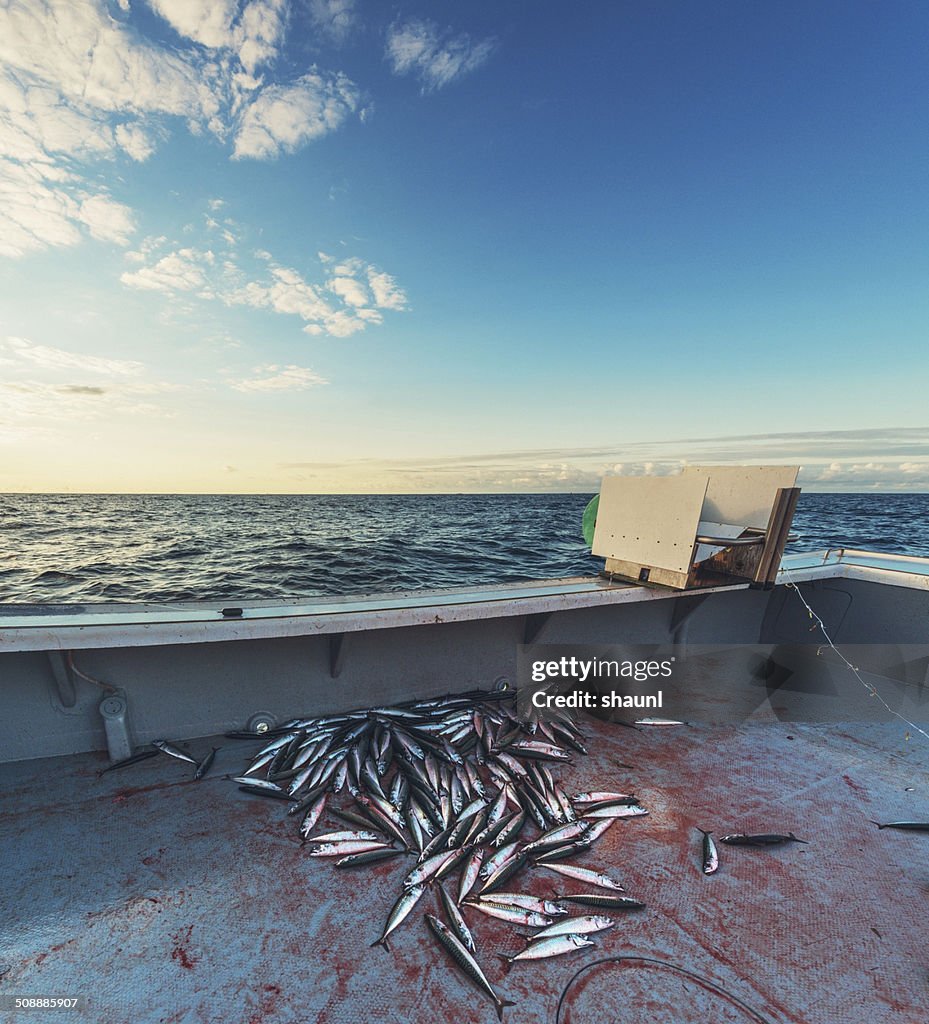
582;494;599;547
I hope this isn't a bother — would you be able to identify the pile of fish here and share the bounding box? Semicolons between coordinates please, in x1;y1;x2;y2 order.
227;688;649;1019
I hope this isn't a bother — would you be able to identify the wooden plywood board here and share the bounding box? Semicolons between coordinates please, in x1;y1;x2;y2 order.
683;465;799;529
592;474;708;574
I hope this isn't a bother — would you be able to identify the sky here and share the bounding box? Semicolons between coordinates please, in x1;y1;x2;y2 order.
1;0;927;493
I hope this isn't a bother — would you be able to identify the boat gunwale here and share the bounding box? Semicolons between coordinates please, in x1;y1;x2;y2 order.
1;548;928;652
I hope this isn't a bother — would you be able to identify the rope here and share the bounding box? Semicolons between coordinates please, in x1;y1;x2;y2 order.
554;954;779;1024
780;567;929;744
66;652;117;694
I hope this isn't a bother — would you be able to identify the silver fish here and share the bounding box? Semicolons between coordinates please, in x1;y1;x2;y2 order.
465;901;552;928
539;863;625;892
480;842;520;880
719;832;807;846
193;747;218;780
404;848;458;889
458;848;484;904
582;804;649;819
153;740;198;765
371;885;427;950
697;828;719;874
230;776;283;792
307;830;383;844
500;933;594;965
559;893;645;911
308;840;393;858
522;821;590;854
298;794;328;840
425;915;515;1022
480;893;567;916
437;883;476;954
572;791;636;804
530;915;615;940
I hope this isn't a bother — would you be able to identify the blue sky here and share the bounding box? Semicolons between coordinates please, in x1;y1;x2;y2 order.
1;1;927;492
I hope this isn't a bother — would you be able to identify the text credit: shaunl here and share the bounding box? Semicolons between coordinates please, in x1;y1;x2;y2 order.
529;656;674;710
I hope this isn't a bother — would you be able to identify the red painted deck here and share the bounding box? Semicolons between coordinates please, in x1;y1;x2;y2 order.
1;718;927;1023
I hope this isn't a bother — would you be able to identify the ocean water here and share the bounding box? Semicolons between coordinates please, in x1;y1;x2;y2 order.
0;492;927;605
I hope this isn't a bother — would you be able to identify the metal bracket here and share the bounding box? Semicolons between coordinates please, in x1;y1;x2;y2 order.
523;613;551;645
669;593;710;636
329;633;345;678
46;652;78;709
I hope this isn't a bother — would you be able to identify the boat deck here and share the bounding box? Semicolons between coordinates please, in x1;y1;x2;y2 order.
1;717;928;1024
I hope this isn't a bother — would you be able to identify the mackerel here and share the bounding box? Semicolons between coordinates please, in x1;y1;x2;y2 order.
98;748;159;774
153;740;198;765
697;828;719;874
336;848;406;868
540;863;625;891
298;795;328;840
559;893;646;911
371;885;427;950
458;848;485;904
437;883;476;954
530;915;614;940
465;902;552;928
499;933;594;966
480;893;567;916
424;915;515;1022
308;840;392;857
719;832;807;846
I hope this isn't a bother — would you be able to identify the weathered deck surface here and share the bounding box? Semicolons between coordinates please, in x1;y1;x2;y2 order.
1;717;927;1024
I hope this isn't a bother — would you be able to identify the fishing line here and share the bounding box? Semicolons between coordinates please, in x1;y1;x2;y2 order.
780;567;929;744
553;954;779;1024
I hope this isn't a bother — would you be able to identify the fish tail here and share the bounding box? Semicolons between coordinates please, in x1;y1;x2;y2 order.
495;999;516;1020
370;936;390;951
789;832;809;843
869;820;885;830
496;954;514;974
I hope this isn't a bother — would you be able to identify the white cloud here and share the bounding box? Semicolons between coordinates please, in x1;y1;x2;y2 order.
148;0;241;50
1;336;145;376
0;334;186;432
229;363;328;391
367;267;407;310
386;19;495;91
276;428;929;492
120;247;215;295
309;0;357;46
328;274;369;307
147;0;288;75
115;123;156;161
121;221;408;338
232;70;361;159
0;1;364;258
77;194;136;245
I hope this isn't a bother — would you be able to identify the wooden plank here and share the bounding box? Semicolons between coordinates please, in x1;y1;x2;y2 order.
683;466;799;529
754;486;801;586
603;557;690;589
592;475;707;575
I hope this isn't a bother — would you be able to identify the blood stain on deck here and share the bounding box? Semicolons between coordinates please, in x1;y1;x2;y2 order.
170;925;199;970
